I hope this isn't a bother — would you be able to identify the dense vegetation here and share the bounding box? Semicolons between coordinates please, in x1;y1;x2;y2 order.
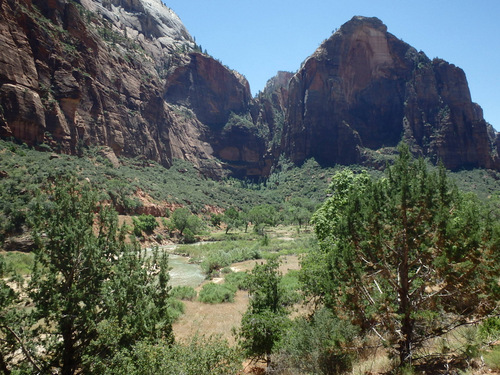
1;140;499;244
303;145;500;367
0;140;499;374
0;140;326;244
0;178;174;374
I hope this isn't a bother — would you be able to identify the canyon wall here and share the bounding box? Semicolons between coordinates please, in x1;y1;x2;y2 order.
0;2;498;176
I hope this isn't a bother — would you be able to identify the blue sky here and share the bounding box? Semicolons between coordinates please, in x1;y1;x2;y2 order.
164;0;499;131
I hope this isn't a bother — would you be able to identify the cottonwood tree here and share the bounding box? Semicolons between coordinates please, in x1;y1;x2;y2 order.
171;208;202;239
302;145;499;366
222;207;243;234
26;177;173;375
248;204;277;235
285;197;315;231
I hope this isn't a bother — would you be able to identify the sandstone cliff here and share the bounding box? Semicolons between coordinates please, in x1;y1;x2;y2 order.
279;16;499;171
0;4;498;177
0;0;253;177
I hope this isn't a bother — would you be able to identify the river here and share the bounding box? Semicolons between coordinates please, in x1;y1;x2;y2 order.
168;253;205;288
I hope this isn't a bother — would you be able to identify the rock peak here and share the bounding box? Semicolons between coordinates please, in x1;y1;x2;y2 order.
338;16;388;34
0;4;498;177
282;16;499;171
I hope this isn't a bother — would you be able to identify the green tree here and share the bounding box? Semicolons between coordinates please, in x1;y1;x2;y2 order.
210;213;222;228
27;178;173;375
171;207;190;235
285;197;315;231
222;207;243;234
248;204;277;235
0;255;35;375
238;257;289;367
171;208;203;239
132;214;158;236
303;145;500;366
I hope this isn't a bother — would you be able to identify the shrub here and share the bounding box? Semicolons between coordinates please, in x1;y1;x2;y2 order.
198;283;236;304
170;286;197;301
280;271;302;306
210;213;222;228
95;335;242;375
200;247;261;277
182;228;196;244
479;317;500;342
279;308;359;375
224;271;250;290
168;298;185;321
132;214;158;235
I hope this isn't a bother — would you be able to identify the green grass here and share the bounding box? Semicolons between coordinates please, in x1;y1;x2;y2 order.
2;251;34;275
483;345;500;370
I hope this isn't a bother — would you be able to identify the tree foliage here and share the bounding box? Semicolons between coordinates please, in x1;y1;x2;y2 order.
222;207;243;234
18;177;174;375
238;257;290;367
279;308;359;375
98;335;242;375
0;255;30;374
132;214;158;236
248;204;277;235
303;145;500;365
284;197;315;229
171;208;203;240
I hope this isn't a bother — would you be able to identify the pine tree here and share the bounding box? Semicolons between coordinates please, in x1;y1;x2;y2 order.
304;144;500;366
27;177;173;374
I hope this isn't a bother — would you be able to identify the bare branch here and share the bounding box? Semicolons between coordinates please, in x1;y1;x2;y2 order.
0;325;41;373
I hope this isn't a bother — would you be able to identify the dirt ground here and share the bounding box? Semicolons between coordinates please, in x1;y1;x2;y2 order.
172;255;301;344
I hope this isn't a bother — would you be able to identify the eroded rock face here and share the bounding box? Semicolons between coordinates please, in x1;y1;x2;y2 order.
280;16;499;170
0;6;498;178
0;0;247;177
164;53;251;127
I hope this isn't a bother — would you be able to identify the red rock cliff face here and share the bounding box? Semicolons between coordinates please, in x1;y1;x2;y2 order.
1;0;169;161
0;0;252;177
164;53;251;127
280;16;499;170
1;6;498;177
164;53;276;178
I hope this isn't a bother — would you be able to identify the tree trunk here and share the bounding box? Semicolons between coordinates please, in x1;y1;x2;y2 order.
398;190;413;366
61;321;76;375
399;294;413;366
